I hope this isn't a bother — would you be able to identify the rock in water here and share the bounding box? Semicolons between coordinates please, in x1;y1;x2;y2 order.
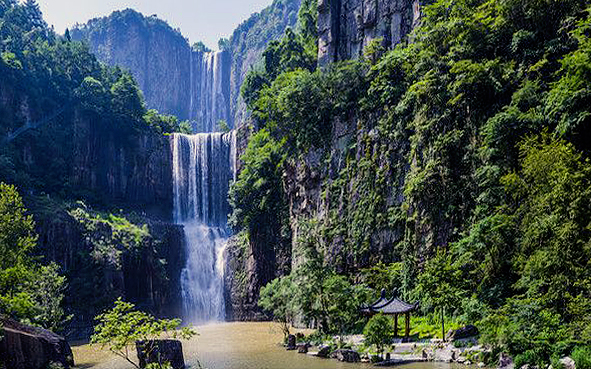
331;349;361;362
136;339;185;369
0;318;74;369
316;345;331;358
297;343;309;353
286;334;296;350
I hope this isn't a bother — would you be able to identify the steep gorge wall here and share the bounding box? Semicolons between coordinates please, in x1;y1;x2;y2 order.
35;207;185;339
71;10;232;132
225;0;422;320
70;109;174;218
1;70;181;337
318;0;421;65
228;0;302;126
72;2;301;132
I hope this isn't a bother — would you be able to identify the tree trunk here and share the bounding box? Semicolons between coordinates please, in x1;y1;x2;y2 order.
441;307;445;342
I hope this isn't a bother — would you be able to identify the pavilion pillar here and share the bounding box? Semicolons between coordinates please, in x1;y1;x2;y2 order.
404;312;410;340
394;314;398;338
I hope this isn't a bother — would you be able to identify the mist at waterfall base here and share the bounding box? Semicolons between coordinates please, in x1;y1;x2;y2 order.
172;132;236;324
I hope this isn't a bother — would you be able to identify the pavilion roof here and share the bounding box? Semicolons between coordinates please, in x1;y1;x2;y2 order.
360;289;418;315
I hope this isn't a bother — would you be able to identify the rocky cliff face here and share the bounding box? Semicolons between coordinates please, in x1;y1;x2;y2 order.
1;72;182;338
224;0;421;320
318;0;422;66
72;2;300;131
71;10;232;132
228;0;302;126
69;108;174;218
35;206;185;339
71;10;191;120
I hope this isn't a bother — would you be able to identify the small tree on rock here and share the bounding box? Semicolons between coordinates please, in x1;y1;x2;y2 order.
91;298;196;369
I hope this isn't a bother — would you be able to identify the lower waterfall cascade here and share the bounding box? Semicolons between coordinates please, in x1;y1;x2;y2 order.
171;131;236;323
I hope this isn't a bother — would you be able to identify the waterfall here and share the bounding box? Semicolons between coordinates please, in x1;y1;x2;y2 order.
189;49;195;122
189;51;231;133
172;132;236;323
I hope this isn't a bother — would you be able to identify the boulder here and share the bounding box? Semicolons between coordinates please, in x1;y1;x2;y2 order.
331;349;361;362
498;353;515;369
0;318;74;369
446;325;480;341
559;357;576;369
297;343;309;353
317;345;331;358
136;339;185;369
286;334;296;350
432;346;456;362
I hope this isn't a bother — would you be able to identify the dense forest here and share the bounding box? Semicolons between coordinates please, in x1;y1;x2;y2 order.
232;0;591;365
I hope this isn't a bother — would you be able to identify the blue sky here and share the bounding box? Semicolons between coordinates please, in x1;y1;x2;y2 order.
38;0;274;49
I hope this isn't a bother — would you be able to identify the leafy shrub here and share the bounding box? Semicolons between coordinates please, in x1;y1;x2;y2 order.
572;346;591;369
363;314;394;355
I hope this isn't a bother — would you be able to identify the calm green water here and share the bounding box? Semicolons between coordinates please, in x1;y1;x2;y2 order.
73;322;455;369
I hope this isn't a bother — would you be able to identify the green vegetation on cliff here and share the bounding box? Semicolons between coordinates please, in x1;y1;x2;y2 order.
234;0;591;364
0;183;69;332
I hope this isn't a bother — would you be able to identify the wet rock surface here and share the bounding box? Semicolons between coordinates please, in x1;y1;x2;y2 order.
136;339;185;369
331;349;361;362
0;318;74;369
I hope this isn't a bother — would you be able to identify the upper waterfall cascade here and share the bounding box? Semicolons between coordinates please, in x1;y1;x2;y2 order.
172;131;236;323
188;50;231;133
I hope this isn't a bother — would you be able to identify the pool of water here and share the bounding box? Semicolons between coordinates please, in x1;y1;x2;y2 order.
72;322;454;369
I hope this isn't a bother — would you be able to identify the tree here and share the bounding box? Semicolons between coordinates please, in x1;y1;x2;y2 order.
192;41;210;53
178;121;193;134
259;275;296;340
0;183;37;270
363;37;385;65
91;298;196;369
0;183;38;319
64;28;71;42
76;76;110;114
360;262;403;296
229;129;287;233
28;263;71;332
322;274;369;335
111;72;145;124
363;314;394;357
503;133;591;311
144;109;184;134
0;0;18;18
415;249;465;341
23;0;45;28
0;184;69;331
